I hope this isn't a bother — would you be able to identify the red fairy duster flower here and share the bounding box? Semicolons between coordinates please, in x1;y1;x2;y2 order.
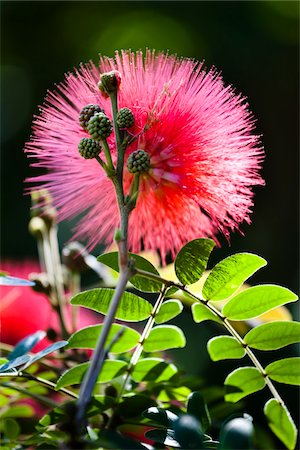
25;50;264;262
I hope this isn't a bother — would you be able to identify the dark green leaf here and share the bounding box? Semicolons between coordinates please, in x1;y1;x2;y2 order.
88;429;148;449
224;367;265;402
143;325;186;352
142;406;178;427
265;357;300;385
0;275;34;286
155;300;183;324
207;336;245;361
71;288;152;321
118;394;156;418
66;324;140;353
191;303;222;324
203;253;266;301
222;285;298;321
174;414;205;449
56;360;127;389
145;428;179;447
187;391;211;432
8;331;46;361
175;238;215;285
1;418;21;439
98;252;162;292
131;358;177;382
22;341;68;370
219;417;254;449
264;399;297;450
244;321;300;350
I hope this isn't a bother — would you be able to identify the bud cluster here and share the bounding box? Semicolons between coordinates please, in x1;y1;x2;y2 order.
117;107;135;129
87;112;112;141
98;71;121;97
127;150;151;174
79;104;104;131
78;138;101;159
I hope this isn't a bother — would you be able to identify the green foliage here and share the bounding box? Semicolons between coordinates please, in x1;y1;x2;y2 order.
191;303;222;324
173;414;205;449
98;251;162;292
244;321;300;350
264;399;297;450
155;299;183;324
175;238;215;285
207;336;245;361
0;404;34;418
22;341;68;370
187;391;211;432
224;367;265;402
222;285;298;320
203;253;266;301
265;357;300;385
118;395;157;418
131;358;178;382
0;418;21;440
143;325;186;352
66;324;140;353
218;415;254;449
71;288;152;321
143;406;178;426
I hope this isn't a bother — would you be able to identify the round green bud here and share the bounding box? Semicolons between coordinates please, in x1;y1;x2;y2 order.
78;137;101;159
87;112;112;141
117;107;135;129
98;71;121;97
79;104;104;131
127;149;151;174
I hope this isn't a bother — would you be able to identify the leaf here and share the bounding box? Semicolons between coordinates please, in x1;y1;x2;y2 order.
175;238;215;285
264;399;297;450
145;428;180;447
71;288;152;322
218;416;254;449
224;367;265;402
207;336;245;361
187;391;211;432
118;394;157;418
66;324;140;353
94;429;148;449
155;300;183;324
0;275;35;286
0;355;31;373
1;418;21;439
222;285;298;321
173;414;205;449
22;341;68;370
142;407;178;427
143;325;186;352
131;358;178;382
265;357;300;385
56;360;127;390
244;321;300;351
191;303;222;324
98;252;162;292
202;253;266;301
8;331;46;360
0;404;34;418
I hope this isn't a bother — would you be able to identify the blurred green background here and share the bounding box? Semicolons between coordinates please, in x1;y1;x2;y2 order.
1;1;299;445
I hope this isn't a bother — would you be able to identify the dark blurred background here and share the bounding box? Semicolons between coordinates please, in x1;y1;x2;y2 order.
1;1;299;446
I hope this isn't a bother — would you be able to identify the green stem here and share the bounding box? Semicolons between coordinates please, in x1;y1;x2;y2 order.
101;139;115;172
0;381;60;409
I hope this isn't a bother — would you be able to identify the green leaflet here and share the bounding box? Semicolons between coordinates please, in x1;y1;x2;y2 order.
175;238;215;285
71;288;152;321
207;336;245;361
244;321;300;350
224;367;265;403
265;357;300;385
218;416;254;450
191;303;223;324
155;300;183;324
143;325;186;352
131;358;178;382
56;360;127;390
264;399;297;450
202;253;266;301
222;285;298;321
97;252;162;292
66;324;140;353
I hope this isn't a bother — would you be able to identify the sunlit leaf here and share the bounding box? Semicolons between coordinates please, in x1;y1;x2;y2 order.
155;300;183;324
8;331;46;361
98;252;162;292
191;303;222;324
22;341;68;370
131;358;177;382
203;253;266;301
66;324;140;353
207;336;245;361
71;288;152;321
219;416;254;449
56;360;127;389
244;321;300;350
0;275;34;286
265;357;300;385
187;391;211;432
175;238;215;285
222;285;298;321
264;399;297;450
224;367;265;402
143;325;186;352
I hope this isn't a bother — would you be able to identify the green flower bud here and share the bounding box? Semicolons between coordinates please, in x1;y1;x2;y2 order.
127;150;151;174
79;104;104;131
117;107;135;129
87;112;112;141
98;71;121;97
78;138;101;159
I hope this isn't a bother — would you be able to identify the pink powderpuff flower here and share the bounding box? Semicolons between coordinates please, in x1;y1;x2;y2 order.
25;50;264;263
0;260;99;350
